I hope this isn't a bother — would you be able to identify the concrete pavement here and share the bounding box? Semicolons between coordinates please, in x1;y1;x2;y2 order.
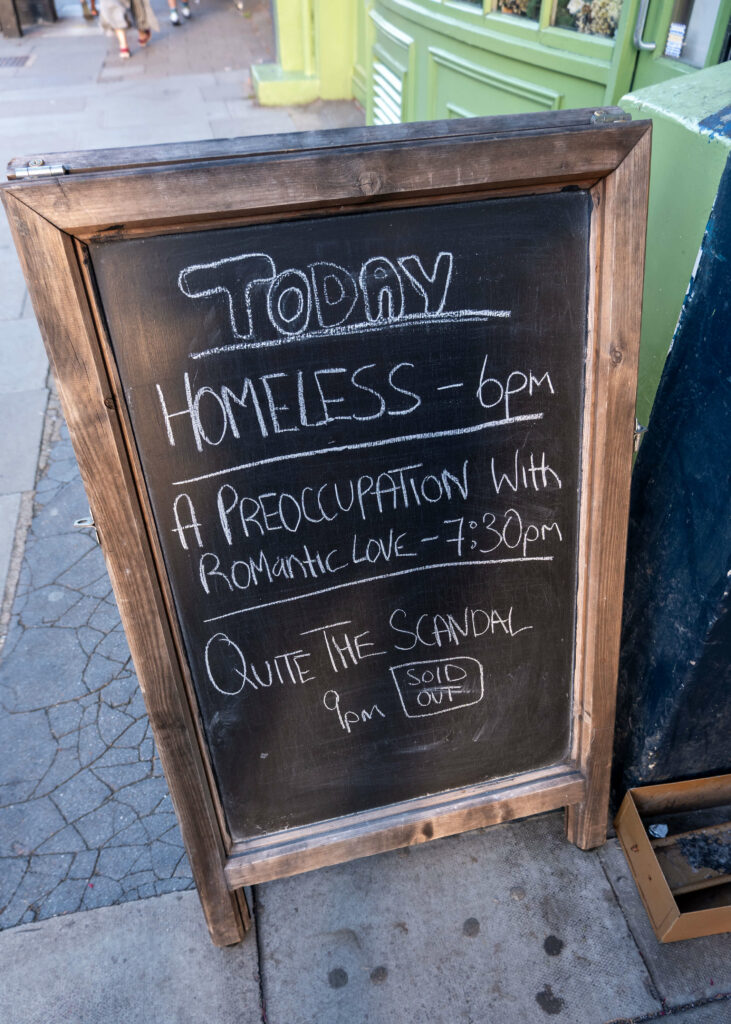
0;3;730;1022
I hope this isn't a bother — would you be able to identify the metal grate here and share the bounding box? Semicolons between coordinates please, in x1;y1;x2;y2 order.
0;56;31;67
372;60;403;126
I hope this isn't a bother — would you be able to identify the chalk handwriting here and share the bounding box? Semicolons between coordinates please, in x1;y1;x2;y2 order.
323;688;386;733
301;620;387;673
390;657;485;718
204;631;314;696
389;605;532;651
444;509;563;559
178;248;511;355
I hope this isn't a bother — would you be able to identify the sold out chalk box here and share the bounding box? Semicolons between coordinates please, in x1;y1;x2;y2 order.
2;110;649;945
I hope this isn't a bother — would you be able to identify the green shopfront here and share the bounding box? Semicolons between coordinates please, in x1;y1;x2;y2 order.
254;1;731;118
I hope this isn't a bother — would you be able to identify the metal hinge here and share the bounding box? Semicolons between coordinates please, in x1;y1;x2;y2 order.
7;159;68;180
591;109;631;125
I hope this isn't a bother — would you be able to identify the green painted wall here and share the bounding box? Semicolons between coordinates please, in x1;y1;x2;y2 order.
620;62;731;427
255;1;731;420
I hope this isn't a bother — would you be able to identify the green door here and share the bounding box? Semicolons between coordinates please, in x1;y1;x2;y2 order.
630;0;731;90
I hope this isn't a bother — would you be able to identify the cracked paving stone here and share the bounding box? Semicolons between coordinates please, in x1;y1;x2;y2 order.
26;535;94;590
150;841;185;879
39;878;89;917
84;653;124;691
0;421;193;929
114;717;148;749
36;824;87;854
141;812;179;841
0;708;55;802
56;594;101;629
0;628;88;711
87;602;122;633
57;549;109;591
96;845;148;881
94;746;140;768
116;777;169;816
95;629;132;664
93;762;151;790
82;875;123;910
154;878;190;896
103;676;138;708
0;858;26;899
69;850;98;878
115;821;155;846
0;798;67;857
77;724;108;767
47;702;83;738
74;802;137;848
19;585;83;626
33;748;83;798
51;771;111;823
97;703;134;745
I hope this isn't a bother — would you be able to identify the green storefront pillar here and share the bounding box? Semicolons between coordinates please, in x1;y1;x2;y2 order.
620;62;731;427
253;0;357;105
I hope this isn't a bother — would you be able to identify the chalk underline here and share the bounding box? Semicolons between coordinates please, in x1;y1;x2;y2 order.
202;556;554;622
190;309;512;359
172;412;543;487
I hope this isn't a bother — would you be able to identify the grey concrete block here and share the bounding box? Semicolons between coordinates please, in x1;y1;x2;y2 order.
0;492;21;602
1;892;262;1024
0;251;28;321
256;813;660;1024
0;318;48;393
0;389;47;494
598;839;731;1007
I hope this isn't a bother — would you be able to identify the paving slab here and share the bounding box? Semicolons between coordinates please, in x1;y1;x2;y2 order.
0;390;47;494
598;839;731;1008
256;812;660;1024
0;890;262;1024
0;493;21;599
0;318;48;393
0;419;194;928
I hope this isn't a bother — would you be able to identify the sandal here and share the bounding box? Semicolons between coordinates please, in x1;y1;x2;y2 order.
119;46;131;58
138;29;151;45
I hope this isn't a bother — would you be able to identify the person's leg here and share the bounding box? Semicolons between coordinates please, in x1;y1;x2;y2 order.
168;0;180;24
180;0;190;17
114;26;130;55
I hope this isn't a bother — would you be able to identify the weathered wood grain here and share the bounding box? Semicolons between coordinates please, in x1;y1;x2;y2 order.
565;126;652;850
0;193;249;946
225;766;585;887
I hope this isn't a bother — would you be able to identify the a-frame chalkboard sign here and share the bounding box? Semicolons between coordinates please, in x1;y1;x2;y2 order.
2;110;650;945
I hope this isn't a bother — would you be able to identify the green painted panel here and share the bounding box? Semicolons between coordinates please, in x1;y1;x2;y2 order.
427;45;562;119
621;62;731;425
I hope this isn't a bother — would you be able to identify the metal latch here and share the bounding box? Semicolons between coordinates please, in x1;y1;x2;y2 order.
74;513;99;544
7;159;68;181
634;419;647;453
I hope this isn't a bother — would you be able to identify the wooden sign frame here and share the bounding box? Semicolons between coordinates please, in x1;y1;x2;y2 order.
2;110;650;946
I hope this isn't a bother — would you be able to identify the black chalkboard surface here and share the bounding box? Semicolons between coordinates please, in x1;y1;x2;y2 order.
5;110;649;942
90;192;589;840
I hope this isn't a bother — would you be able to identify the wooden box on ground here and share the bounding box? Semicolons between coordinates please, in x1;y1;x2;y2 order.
615;775;731;942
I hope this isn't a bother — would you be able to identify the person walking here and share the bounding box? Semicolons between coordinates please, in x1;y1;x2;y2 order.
167;0;191;26
99;0;159;57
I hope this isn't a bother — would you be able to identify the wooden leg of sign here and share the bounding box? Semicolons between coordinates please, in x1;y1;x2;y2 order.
1;194;250;948
565;129;651;852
